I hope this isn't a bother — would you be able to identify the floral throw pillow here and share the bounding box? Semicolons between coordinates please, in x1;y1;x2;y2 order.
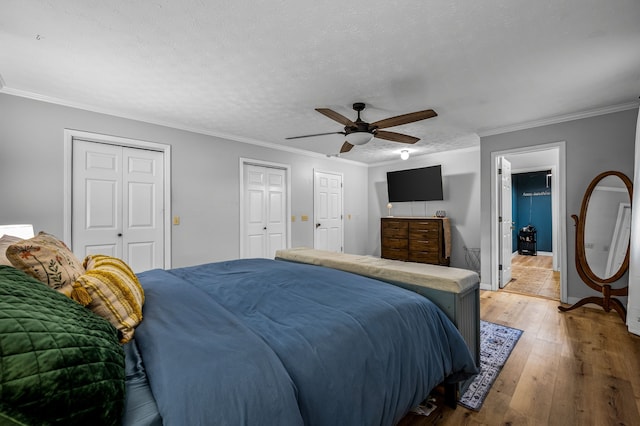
0;234;21;266
6;232;84;295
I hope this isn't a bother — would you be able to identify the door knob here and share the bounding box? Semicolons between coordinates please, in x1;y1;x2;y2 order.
117;233;122;237
316;223;321;228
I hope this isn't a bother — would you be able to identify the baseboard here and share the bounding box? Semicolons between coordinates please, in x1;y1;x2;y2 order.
479;282;492;291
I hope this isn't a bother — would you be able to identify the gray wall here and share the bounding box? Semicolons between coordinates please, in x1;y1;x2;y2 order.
0;93;369;267
480;108;638;302
3;91;636;306
367;147;481;270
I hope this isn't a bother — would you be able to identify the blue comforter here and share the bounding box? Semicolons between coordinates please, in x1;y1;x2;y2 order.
134;259;477;425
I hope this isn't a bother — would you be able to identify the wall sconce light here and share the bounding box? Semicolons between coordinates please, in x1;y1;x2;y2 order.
400;150;409;160
387;203;393;216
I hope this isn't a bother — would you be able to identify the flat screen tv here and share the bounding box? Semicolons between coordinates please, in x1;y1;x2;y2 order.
387;165;443;202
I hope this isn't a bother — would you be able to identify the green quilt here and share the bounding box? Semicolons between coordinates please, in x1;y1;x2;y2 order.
0;265;125;425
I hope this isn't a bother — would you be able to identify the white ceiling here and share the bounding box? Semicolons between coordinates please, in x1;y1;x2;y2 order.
1;1;639;164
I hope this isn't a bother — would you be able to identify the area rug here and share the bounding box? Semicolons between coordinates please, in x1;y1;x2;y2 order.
458;320;523;411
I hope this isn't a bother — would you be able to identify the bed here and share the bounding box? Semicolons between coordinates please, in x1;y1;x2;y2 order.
1;231;478;426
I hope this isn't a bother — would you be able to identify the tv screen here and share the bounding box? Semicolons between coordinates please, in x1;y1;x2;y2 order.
387;165;443;202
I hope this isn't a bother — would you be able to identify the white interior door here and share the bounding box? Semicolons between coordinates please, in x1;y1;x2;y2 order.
73;141;122;260
243;164;286;259
499;157;513;287
72;140;164;272
314;170;343;253
122;147;164;272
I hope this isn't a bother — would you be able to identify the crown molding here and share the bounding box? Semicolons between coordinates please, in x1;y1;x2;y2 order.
479;102;640;137
0;87;367;167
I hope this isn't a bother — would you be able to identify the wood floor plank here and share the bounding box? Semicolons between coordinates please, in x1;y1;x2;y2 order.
509;339;560;422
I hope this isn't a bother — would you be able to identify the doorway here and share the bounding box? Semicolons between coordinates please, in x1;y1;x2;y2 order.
504;169;560;299
490;142;567;303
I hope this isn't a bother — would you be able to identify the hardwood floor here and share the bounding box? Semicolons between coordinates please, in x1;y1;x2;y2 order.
400;290;640;425
502;254;560;300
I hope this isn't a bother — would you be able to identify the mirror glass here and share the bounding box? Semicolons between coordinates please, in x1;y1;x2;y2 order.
583;175;631;280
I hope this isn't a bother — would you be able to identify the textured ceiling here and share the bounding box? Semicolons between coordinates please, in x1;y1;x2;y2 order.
1;0;639;164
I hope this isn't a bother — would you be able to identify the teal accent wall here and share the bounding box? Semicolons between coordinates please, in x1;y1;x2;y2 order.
511;171;552;253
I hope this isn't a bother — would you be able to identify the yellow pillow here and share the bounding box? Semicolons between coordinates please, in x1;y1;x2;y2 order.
6;232;84;295
74;255;145;343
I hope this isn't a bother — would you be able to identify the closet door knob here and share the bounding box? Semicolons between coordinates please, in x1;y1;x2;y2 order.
117;233;123;237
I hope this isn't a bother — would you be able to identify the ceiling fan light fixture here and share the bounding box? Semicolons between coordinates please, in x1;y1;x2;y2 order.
344;131;374;146
400;149;410;160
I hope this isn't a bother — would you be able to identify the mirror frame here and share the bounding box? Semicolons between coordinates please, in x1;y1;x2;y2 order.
574;170;633;285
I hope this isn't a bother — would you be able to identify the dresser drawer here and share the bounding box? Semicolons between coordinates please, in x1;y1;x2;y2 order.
382;237;408;249
409;220;440;232
409;228;439;241
409;239;439;252
382;221;409;238
409;251;441;264
382;228;409;239
382;247;409;261
382;220;409;229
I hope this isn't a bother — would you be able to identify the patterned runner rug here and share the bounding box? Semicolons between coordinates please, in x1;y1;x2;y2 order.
458;320;523;411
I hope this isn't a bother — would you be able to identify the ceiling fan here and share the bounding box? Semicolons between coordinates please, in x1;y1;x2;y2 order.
286;103;437;153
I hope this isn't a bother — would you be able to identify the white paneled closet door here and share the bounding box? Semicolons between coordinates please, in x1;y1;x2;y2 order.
72;140;164;272
243;164;287;259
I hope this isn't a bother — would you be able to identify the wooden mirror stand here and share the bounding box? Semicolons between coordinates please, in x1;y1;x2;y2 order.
558;171;633;323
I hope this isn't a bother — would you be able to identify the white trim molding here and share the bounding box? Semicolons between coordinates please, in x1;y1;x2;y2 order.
489;141;567;303
480;102;639;137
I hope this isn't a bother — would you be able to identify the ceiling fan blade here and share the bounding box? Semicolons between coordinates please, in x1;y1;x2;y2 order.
316;108;356;126
285;131;345;140
340;142;354;153
371;109;437;129
374;130;420;144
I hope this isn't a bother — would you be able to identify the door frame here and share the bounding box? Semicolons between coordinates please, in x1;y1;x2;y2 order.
63;129;172;268
490;141;567;302
313;169;344;252
239;158;291;258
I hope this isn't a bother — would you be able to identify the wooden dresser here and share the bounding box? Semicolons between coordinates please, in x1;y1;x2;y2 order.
381;217;451;266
